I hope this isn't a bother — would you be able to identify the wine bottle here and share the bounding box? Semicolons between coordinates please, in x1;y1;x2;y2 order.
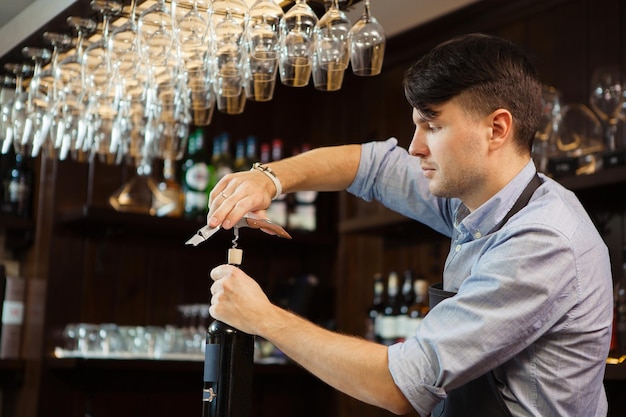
181;129;212;222
365;272;385;342
290;144;318;231
378;272;401;346
265;138;287;226
203;248;254;417
152;158;184;218
213;133;233;183
404;278;429;339
396;269;415;341
1;151;33;218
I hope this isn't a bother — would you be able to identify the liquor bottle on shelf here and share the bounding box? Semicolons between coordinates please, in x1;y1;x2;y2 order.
233;136;257;172
396;269;416;341
1;151;33;218
289;143;318;231
213;133;233;184
404;278;429;339
378;271;402;346
181;129;212;222
151;158;184;218
365;272;385;342
265;138;287;226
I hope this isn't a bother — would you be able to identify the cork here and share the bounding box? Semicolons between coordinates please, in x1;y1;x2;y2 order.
228;248;243;266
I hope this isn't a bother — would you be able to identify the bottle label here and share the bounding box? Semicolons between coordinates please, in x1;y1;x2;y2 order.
185;162;210;191
377;315;398;340
203;343;220;382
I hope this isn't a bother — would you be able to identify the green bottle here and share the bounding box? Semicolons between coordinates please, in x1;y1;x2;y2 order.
181;129;213;221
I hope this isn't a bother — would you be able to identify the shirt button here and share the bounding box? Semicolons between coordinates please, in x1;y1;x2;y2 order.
455;244;461;252
474;232;482;239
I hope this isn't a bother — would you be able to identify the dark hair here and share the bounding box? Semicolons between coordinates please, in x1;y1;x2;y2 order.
403;33;542;153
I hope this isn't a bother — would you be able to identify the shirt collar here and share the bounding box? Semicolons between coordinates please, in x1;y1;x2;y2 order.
454;160;537;241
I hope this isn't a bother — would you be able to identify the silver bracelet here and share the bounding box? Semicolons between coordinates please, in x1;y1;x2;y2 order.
251;162;283;200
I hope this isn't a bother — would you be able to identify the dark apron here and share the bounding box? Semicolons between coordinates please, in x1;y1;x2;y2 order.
429;174;541;417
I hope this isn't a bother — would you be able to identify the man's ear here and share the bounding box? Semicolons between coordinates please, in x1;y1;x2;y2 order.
488;109;513;150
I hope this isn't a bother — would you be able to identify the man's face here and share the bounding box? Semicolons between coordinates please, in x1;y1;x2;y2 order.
408;99;491;206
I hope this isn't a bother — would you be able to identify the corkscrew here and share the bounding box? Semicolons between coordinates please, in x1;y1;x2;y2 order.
185;216;292;247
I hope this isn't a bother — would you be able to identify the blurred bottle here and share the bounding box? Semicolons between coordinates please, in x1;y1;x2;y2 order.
378;272;401;346
396;269;416;341
1;151;33;218
181;129;212;221
212;133;233;185
365;272;385;342
151;158;184;218
266;138;287;226
289;143;317;231
404;278;429;339
233;135;257;172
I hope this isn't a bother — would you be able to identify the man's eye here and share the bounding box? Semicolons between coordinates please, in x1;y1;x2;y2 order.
428;124;441;131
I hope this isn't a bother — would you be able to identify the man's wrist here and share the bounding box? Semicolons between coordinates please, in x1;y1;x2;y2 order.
251;162;283;200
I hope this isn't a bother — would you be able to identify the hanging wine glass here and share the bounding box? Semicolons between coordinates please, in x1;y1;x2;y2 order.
109;0;140;76
82;0;123;165
178;0;215;125
11;47;51;157
349;0;385;76
137;0;176;67
312;0;351;91
243;0;283;102
0;75;17;154
57;16;97;162
31;31;73;159
209;0;249;115
589;66;624;153
278;0;317;87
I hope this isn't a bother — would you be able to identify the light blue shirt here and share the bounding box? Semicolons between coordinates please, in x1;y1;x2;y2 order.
347;138;613;417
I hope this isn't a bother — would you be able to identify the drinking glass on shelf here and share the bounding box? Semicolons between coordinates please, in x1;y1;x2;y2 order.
589;65;624;152
312;0;351;91
278;0;318;87
349;0;385;76
243;0;283;101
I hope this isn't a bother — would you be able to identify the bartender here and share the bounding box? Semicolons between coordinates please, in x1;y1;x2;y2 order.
205;33;613;417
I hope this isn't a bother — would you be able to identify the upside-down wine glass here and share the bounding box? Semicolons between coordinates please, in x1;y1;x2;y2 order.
589;66;624;153
312;0;351;91
210;0;249;114
0;75;17;154
82;0;123;164
243;0;283;101
57;16;97;162
11;47;50;157
279;0;317;87
178;0;215;125
349;0;385;76
32;31;73;159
